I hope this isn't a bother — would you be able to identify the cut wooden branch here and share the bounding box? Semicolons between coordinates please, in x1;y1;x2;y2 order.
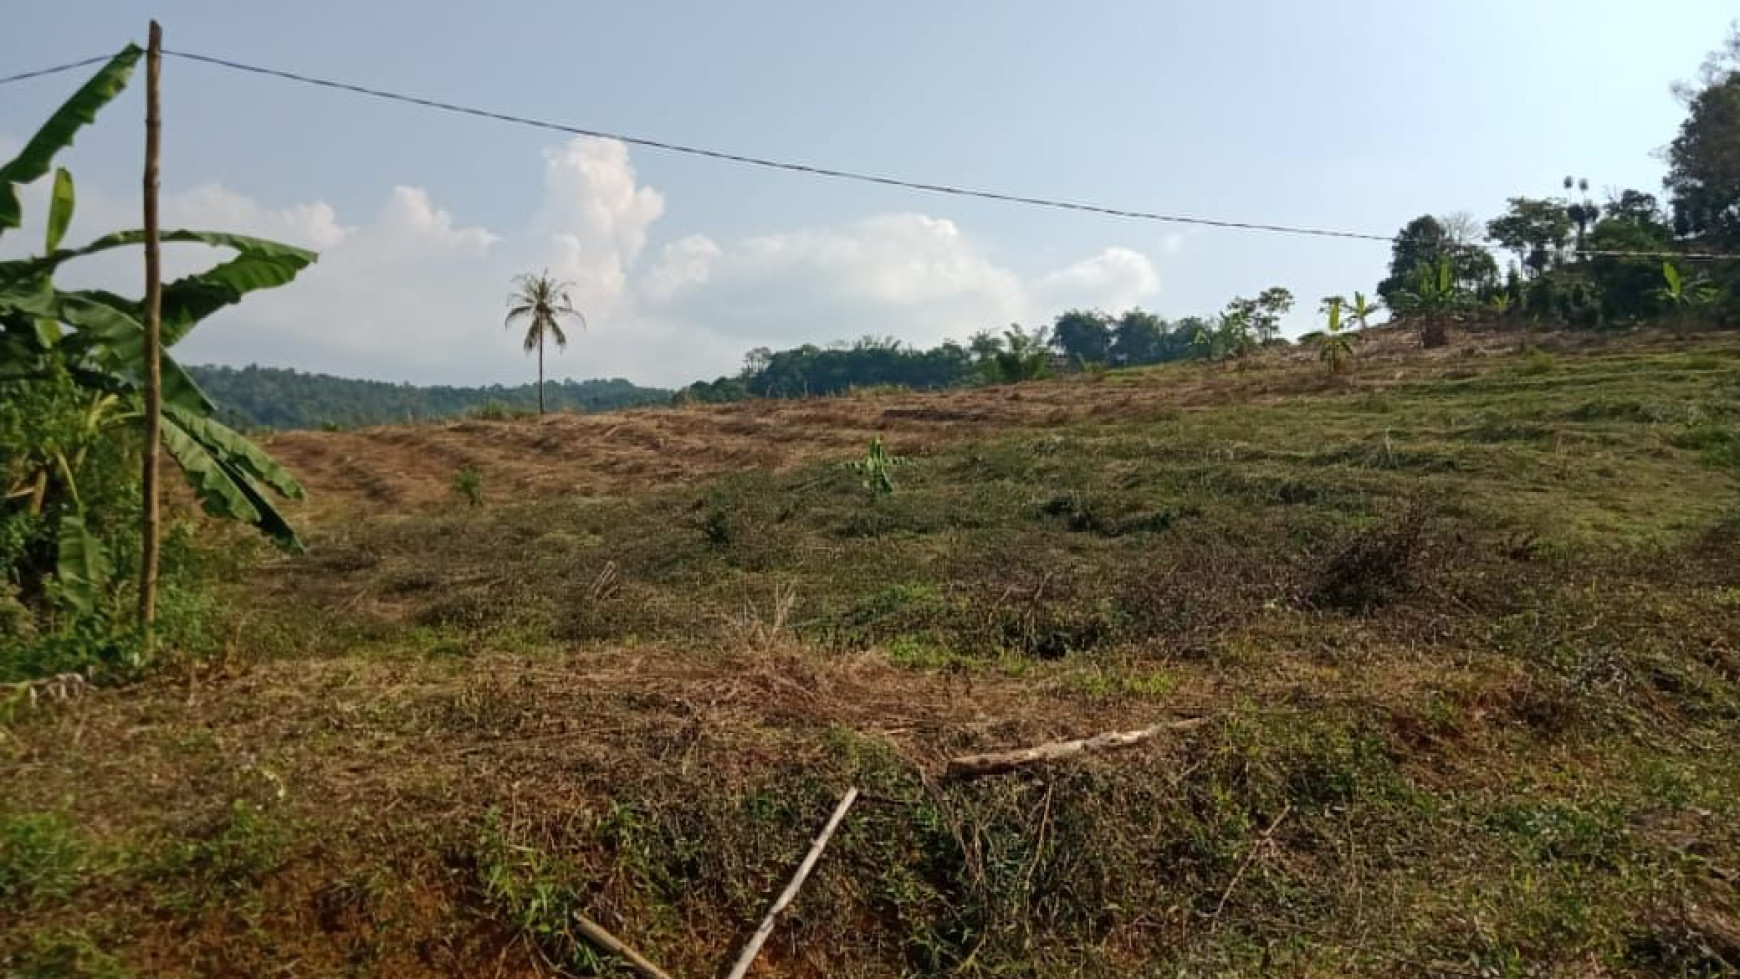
724;786;859;979
572;913;676;979
943;715;1214;781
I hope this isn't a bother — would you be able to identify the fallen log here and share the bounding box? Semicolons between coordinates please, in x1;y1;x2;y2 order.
943;715;1214;781
572;913;676;979
724;786;859;979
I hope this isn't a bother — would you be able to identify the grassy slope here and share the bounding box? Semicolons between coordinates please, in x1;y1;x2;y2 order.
4;329;1740;978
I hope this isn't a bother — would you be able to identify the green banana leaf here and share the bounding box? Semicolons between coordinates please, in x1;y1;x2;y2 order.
0;45;140;233
1;229;317;289
164;404;304;500
45;168;75;252
161;406;302;551
55;513;113;616
56;292;215;413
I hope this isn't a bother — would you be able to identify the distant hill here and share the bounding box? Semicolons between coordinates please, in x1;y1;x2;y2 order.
187;364;672;430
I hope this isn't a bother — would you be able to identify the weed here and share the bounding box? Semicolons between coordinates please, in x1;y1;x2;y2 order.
885;634;967;670
468;809;619;974
6;929;132;979
1064;664;1179;700
1310;504;1433;611
1669;418;1740;469
453;466;484;506
0;811;86;909
1518;347;1557;375
162;799;294;903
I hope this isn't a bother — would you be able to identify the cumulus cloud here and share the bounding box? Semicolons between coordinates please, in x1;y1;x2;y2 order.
640;213;1032;351
2;133;1176;386
167;184;354;251
1031;247;1161;314
530;138;664;314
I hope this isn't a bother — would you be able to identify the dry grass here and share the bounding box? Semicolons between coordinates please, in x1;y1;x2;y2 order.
5;326;1740;977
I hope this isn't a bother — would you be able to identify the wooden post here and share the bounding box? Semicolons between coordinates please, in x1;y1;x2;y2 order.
138;20;163;634
724;787;858;979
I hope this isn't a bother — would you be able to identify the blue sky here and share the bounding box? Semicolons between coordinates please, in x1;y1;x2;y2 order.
2;1;1734;386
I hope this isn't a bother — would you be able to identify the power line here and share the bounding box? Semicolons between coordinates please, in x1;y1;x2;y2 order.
156;50;1740;263
5;48;1738;261
160;49;1397;244
0;53;115;87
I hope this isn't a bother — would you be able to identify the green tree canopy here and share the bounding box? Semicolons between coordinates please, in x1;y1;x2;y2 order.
1050;309;1112;364
1486;199;1574;278
1377;215;1499;307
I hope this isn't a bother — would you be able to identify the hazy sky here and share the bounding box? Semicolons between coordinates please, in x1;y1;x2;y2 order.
2;1;1733;387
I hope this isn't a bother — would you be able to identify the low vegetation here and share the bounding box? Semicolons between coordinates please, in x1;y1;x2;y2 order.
5;25;1740;979
5;327;1739;976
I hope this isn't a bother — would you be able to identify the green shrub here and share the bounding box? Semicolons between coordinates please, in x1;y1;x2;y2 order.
1518;347;1557;376
453;467;484;507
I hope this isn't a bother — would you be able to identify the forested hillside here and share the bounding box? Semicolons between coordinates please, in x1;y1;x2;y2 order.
188;364;671;429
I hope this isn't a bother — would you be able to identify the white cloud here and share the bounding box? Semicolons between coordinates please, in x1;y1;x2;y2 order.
530;138;664;315
4;133;1176;386
640;213;1033;352
1031;247;1161;313
640;234;721;302
167;184;354;251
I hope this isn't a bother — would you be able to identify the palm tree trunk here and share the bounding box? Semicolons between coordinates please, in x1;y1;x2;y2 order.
537;331;545;415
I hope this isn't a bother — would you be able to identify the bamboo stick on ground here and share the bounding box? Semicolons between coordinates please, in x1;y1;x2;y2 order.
572;913;677;979
723;786;860;979
943;715;1214;781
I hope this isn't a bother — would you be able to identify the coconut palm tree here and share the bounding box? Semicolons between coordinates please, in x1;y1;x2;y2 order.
504;271;586;415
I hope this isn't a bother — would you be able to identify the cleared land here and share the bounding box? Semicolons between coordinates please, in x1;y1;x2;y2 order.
4;327;1739;978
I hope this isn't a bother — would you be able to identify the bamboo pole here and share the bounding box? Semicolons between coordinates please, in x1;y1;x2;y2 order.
943;716;1213;781
138;20;163;635
723;786;859;979
572;913;676;979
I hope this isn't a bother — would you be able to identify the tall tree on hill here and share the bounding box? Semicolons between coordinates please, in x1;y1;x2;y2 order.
1051;309;1113;365
1222;287;1295;344
1586;190;1675;321
1564;176;1601;254
1377;215;1498;308
1487;198;1574;278
1109;308;1170;366
1666;25;1740;318
505;271;586;415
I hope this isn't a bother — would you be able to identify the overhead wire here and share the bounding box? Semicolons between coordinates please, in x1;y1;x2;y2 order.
0;53;115;87
4;48;1737;261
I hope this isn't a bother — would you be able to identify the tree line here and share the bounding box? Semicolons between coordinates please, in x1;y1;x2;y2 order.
674;293;1297;404
188;365;670;430
679;28;1740;402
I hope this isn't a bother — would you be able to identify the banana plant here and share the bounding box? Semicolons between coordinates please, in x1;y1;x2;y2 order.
1347;291;1380;330
1659;262;1718;320
846;436;906;496
1310;298;1356;375
1396;259;1467;349
1;45;316;614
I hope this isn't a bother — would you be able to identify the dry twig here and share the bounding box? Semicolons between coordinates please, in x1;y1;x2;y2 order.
943;715;1215;780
